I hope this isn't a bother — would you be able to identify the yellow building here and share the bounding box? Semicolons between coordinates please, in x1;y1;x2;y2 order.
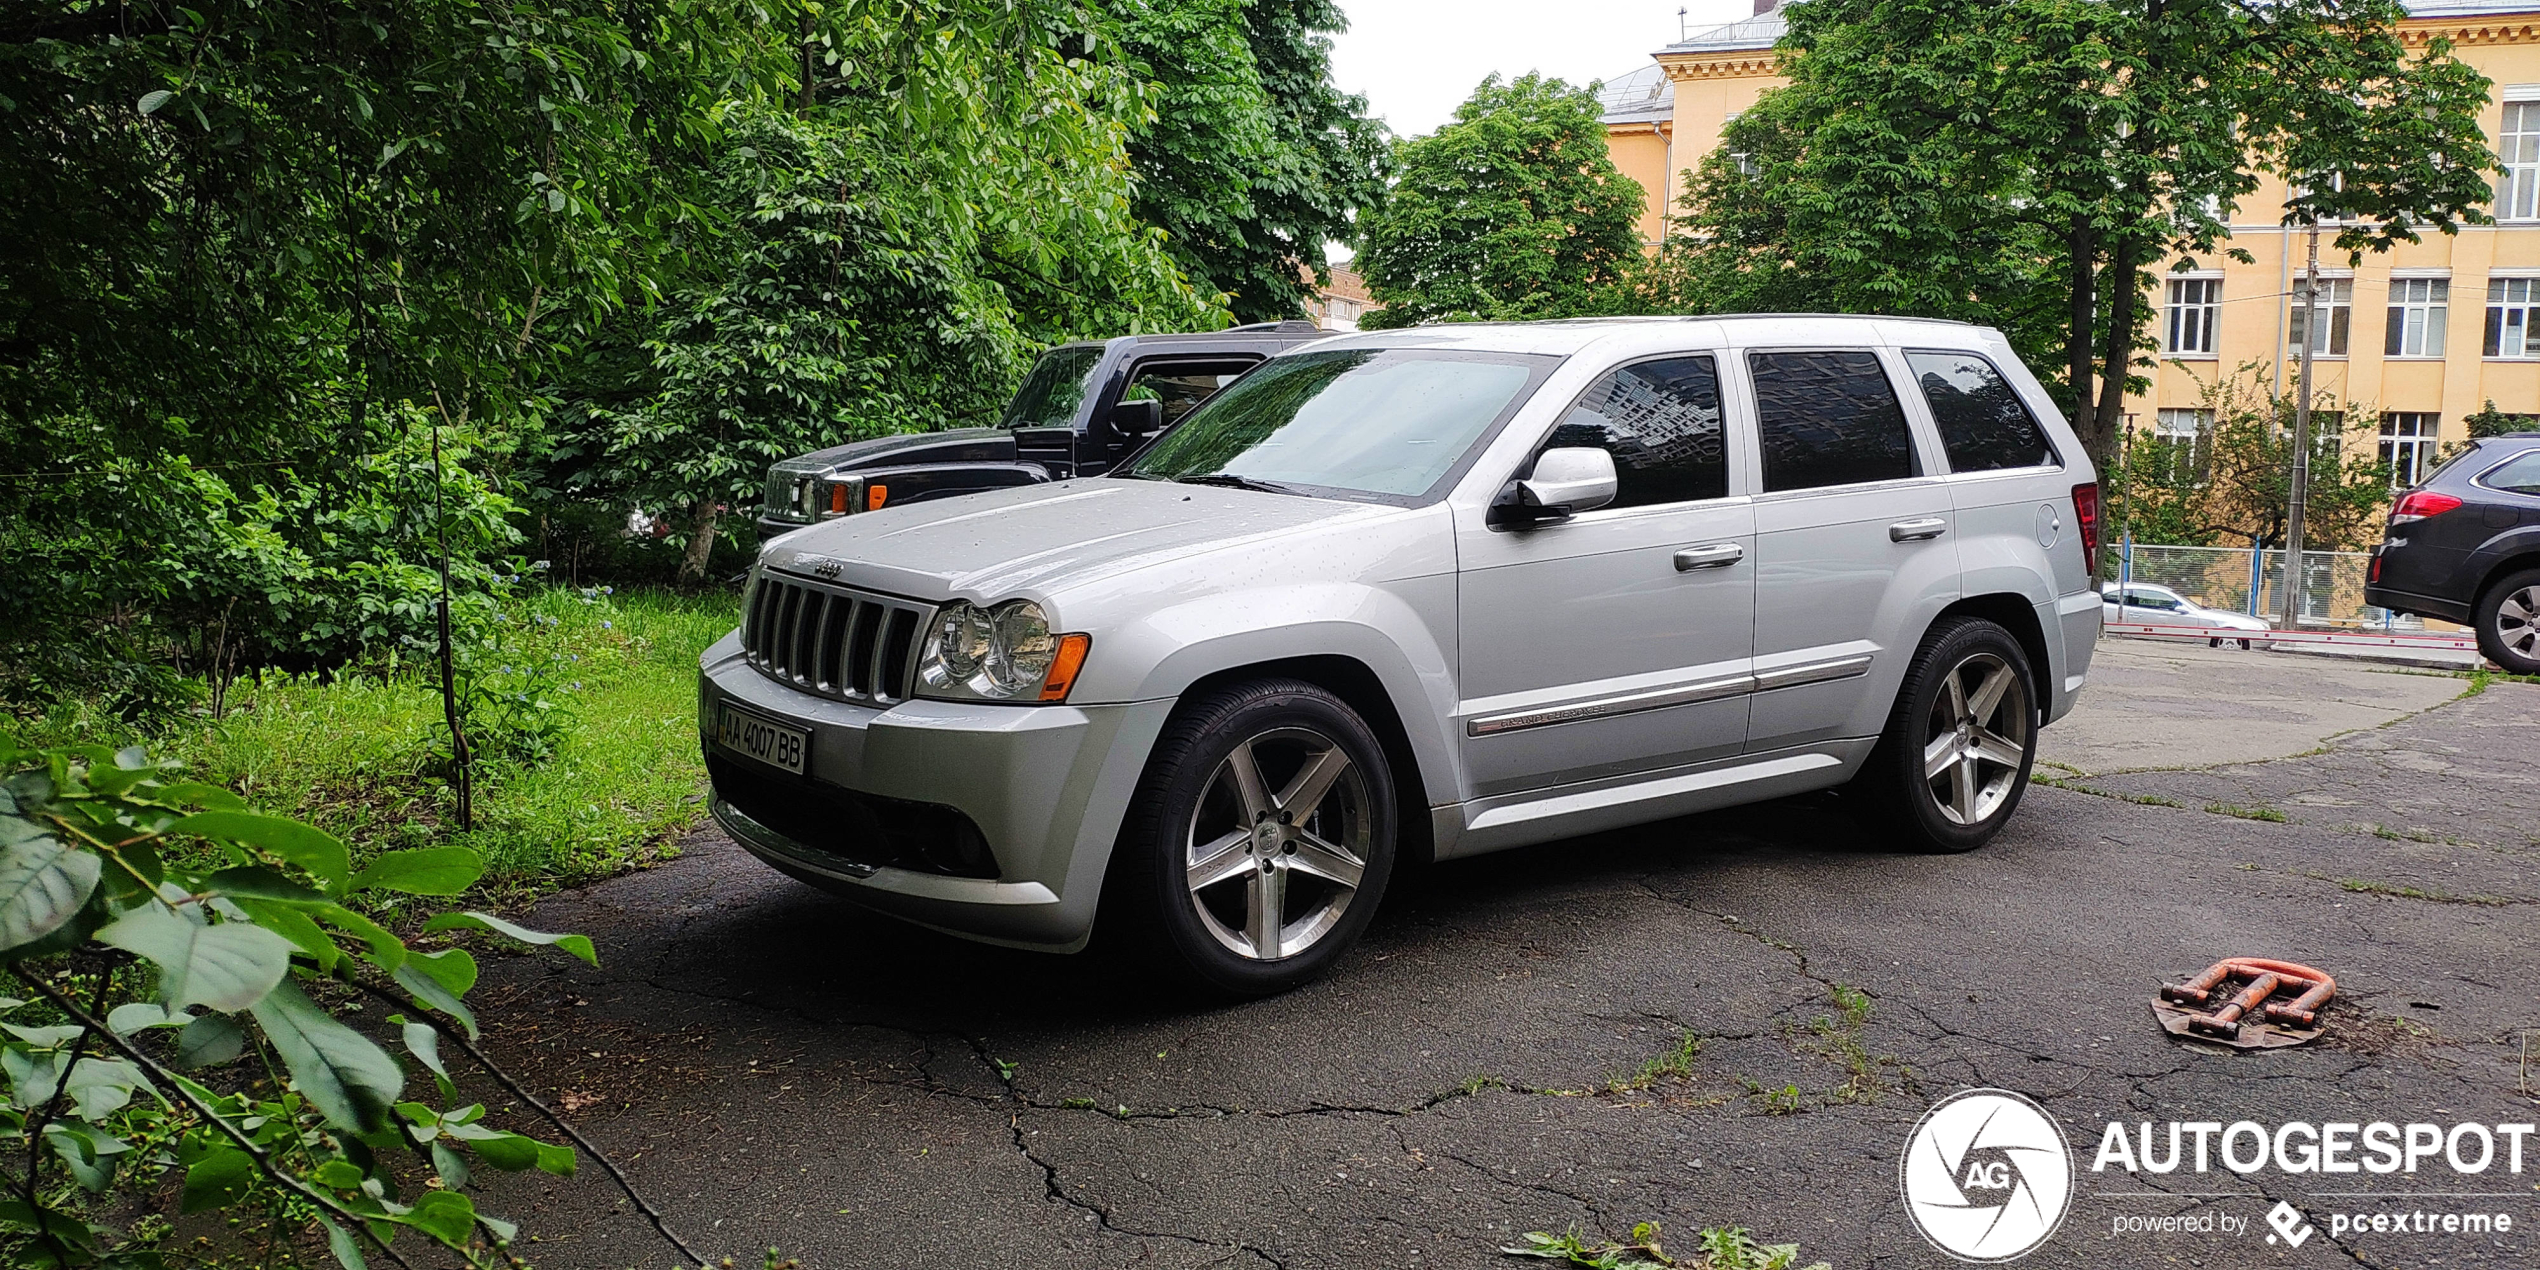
1607;0;2540;475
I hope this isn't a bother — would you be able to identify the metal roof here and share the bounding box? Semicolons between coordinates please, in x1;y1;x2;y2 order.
1652;0;2528;61
1595;63;1675;125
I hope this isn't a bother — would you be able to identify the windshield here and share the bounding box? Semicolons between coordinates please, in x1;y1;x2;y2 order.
999;345;1105;430
1120;349;1547;501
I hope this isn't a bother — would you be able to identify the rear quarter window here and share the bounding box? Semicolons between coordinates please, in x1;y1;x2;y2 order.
2480;449;2540;496
1906;349;2060;472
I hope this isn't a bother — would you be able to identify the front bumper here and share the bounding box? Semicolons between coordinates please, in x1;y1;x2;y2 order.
697;630;1174;952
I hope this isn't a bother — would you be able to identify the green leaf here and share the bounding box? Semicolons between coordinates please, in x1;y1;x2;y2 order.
400;1022;445;1077
147;781;247;812
321;1216;369;1270
420;912;595;965
407;948;476;996
428;1140;470;1189
392;962;476;1040
180;1147;255;1213
136;89;174;116
447;1123;538;1171
169;813;348;891
236;899;339;972
175;1013;245;1068
534;1141;576;1177
248;980;403;1132
400;1190;476;1246
64;1058;146;1120
311;1159;365;1189
106;1002;192;1034
317;905;405;971
202;866;328;906
43;1122;122;1192
96;905;291;1012
0;832;101;953
349;847;482;896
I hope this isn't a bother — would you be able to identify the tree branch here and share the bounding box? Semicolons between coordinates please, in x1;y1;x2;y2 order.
347;978;708;1267
9;971;422;1270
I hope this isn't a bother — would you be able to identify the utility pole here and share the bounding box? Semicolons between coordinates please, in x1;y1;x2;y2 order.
2279;226;2321;634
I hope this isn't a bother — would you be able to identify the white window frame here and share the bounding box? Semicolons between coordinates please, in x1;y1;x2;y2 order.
2499;94;2540;222
2287;277;2353;357
2165;276;2222;357
2383;277;2450;359
2379;412;2442;488
2487;275;2540;360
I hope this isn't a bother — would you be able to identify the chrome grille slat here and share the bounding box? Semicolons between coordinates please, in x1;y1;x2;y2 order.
740;571;935;707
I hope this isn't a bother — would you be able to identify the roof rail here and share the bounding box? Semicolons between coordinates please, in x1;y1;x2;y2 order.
1220;320;1326;333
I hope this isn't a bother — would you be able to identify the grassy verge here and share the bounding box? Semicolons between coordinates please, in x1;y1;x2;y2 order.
20;585;736;899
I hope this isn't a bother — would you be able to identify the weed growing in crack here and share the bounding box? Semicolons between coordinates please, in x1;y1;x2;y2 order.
2029;775;2183;808
2205;801;2287;822
2332;877;2515;905
1605;1032;1704;1096
1504;1221;1829;1269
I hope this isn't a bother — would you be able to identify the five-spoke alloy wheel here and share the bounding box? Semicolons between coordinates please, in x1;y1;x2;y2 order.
1105;679;1396;996
1856;617;2039;852
2476;569;2540;675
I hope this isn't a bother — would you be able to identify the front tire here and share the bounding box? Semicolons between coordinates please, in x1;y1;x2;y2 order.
1854;618;2037;853
2475;568;2540;675
1100;679;1396;997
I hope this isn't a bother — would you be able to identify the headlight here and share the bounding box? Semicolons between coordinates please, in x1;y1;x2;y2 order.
917;599;1091;702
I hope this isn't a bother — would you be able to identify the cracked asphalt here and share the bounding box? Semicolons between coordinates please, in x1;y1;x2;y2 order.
475;643;2540;1270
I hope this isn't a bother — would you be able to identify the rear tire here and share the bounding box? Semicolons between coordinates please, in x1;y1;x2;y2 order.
1852;618;2038;853
2474;568;2540;675
1098;679;1396;998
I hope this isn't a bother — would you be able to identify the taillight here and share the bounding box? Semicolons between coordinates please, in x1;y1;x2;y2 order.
2368;553;2382;583
2071;482;2101;577
2389;490;2461;524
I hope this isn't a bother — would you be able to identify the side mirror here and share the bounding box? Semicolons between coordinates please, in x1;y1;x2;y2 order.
1494;447;1618;527
1107;398;1165;444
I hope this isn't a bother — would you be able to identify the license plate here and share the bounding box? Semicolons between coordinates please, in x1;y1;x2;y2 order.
715;702;810;775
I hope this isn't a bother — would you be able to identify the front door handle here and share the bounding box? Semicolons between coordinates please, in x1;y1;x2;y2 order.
1888;517;1949;542
1673;542;1744;571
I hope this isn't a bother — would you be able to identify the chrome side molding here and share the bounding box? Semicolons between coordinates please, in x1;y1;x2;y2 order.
1466;652;1873;737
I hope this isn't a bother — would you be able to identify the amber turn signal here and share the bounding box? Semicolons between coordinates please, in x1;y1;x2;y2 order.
1038;633;1092;702
827;483;850;514
867;483;889;511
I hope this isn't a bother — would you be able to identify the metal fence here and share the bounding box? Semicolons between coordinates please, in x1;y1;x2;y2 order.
2101;542;2430;629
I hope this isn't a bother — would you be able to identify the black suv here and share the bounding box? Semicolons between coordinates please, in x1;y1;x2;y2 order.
754;322;1328;540
2365;431;2540;673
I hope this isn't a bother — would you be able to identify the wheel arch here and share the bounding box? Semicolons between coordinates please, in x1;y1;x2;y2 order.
1933;592;2053;721
1175;655;1436;871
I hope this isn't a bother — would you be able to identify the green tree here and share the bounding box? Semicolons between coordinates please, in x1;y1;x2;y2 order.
2111;366;2393;552
1663;0;2498;466
1356;74;1646;327
1116;0;1388;322
2465;399;2539;438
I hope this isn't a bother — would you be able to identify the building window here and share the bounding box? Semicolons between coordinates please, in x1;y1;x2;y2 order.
2501;101;2540;221
2379;412;2441;488
2286;279;2351;356
2383;279;2448;358
2165;278;2220;355
2486;278;2539;359
2153;408;2211;439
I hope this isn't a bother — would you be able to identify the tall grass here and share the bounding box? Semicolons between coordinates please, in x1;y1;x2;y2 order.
19;586;737;898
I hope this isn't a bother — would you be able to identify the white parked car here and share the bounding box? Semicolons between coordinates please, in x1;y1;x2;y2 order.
2100;583;2275;649
700;316;2104;995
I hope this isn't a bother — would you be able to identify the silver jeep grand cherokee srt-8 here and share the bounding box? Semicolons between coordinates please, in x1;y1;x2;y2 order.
699;317;2104;996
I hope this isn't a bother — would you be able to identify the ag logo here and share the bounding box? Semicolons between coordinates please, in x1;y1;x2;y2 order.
1900;1088;2074;1262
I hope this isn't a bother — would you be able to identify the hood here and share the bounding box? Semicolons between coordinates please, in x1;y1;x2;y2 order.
773;427;1015;477
762;478;1395;601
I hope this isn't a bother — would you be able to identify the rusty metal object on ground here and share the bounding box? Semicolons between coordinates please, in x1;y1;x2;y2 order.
2152;958;2336;1049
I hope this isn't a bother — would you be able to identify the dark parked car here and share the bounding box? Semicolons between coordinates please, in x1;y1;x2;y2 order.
2365;430;2540;673
754;322;1329;540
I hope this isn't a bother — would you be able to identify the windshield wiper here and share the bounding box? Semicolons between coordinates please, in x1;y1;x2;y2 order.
1175;473;1303;496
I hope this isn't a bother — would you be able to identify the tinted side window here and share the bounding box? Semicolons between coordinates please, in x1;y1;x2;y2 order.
1540;356;1728;507
1748;351;1918;491
1906;350;2060;472
2481;450;2540;496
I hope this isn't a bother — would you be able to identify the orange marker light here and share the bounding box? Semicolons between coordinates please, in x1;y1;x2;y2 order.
1038;634;1092;702
827;483;849;514
867;484;889;511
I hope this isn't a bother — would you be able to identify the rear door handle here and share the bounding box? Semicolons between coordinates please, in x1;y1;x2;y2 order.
1888;517;1949;542
1673;542;1744;571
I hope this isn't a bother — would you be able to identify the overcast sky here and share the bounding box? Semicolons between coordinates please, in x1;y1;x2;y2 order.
1327;0;1756;141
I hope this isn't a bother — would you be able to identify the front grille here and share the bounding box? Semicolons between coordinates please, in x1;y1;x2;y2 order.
707;755;999;878
741;571;930;705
